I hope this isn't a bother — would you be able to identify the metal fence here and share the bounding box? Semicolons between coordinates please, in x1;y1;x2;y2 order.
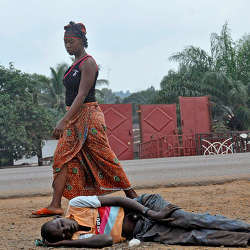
139;131;250;159
139;134;197;159
197;131;250;155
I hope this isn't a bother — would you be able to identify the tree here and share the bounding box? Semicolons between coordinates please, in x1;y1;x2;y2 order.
39;63;68;118
96;88;120;104
122;87;158;124
122;87;158;105
95;77;110;103
157;24;250;131
0;65;54;166
114;90;131;99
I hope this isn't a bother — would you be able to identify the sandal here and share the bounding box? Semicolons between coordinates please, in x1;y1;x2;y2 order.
31;207;63;217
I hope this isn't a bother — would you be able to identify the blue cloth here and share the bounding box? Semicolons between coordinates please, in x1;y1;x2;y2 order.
134;194;250;247
69;195;101;208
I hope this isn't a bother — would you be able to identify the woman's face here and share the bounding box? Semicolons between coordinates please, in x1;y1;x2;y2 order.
64;33;82;55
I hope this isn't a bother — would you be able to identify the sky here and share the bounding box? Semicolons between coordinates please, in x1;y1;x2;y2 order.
1;0;250;92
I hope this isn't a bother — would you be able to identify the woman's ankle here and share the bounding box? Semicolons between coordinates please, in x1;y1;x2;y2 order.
48;202;62;209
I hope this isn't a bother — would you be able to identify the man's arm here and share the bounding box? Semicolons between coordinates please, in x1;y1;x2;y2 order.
46;234;113;248
98;196;178;220
69;195;178;220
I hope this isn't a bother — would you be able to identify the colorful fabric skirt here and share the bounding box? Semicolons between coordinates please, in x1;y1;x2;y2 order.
53;102;132;200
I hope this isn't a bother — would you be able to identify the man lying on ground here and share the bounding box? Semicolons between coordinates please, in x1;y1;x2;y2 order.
39;194;250;248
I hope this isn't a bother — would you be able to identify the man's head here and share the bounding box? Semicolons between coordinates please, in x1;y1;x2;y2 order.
41;216;79;243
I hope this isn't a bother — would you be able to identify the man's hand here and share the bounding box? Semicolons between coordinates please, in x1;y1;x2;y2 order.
44;240;64;247
44;235;113;248
147;204;180;221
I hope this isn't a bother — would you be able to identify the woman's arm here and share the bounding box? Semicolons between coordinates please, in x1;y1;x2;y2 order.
46;234;113;248
53;57;96;138
98;196;178;220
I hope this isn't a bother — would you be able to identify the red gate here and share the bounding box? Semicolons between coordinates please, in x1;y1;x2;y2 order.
139;104;178;142
179;96;211;134
99;104;134;160
139;134;197;159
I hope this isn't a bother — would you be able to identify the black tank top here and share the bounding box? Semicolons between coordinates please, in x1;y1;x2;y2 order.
63;55;98;106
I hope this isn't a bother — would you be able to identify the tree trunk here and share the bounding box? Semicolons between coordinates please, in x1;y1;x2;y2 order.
0;151;14;166
37;140;43;166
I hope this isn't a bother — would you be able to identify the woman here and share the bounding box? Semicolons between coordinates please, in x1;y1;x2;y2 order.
32;21;137;217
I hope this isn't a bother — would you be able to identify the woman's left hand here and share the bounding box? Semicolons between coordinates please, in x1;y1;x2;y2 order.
52;119;67;139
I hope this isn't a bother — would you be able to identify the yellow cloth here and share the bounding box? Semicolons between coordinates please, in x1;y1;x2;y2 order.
65;205;126;243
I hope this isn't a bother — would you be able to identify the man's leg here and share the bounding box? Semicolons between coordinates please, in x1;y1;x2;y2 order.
169;209;250;232
159;227;250;247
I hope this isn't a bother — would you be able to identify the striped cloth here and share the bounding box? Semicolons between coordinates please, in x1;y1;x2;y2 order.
97;206;125;243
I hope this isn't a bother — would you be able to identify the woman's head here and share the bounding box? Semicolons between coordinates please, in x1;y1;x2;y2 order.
41;217;79;243
64;21;88;55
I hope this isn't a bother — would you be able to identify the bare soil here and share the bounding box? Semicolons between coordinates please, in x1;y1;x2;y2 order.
0;180;249;250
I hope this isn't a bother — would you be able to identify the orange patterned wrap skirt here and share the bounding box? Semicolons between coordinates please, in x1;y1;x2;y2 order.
53;102;132;200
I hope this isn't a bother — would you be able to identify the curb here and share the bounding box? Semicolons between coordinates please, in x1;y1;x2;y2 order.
134;175;250;189
1;175;250;199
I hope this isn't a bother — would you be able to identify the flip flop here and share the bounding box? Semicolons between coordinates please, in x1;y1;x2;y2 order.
31;207;64;217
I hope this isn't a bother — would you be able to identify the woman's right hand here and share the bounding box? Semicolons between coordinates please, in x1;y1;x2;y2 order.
52;118;67;139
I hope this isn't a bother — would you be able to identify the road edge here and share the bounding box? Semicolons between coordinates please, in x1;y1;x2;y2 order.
1;174;250;199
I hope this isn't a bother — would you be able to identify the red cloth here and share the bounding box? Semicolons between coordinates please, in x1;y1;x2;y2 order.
53;102;132;200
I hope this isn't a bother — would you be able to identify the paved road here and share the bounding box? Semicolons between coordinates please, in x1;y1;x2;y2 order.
1;153;250;198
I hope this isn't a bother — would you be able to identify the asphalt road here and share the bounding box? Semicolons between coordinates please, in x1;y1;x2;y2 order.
1;153;250;198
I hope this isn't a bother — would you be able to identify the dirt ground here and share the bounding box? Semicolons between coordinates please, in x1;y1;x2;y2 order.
0;180;249;250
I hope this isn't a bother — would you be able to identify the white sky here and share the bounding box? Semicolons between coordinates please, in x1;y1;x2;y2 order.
0;0;249;92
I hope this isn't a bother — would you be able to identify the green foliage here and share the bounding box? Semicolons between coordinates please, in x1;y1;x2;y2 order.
114;90;131;99
39;63;68;119
0;65;54;165
122;87;158;104
96;88;121;104
122;87;158;124
157;23;250;131
95;77;110;103
96;78;109;87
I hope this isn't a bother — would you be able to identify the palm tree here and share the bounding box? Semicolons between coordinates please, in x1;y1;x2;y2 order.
39;63;68;115
157;23;250;130
95;64;110;102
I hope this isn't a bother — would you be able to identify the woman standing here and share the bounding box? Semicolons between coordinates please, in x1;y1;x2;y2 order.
32;22;137;216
